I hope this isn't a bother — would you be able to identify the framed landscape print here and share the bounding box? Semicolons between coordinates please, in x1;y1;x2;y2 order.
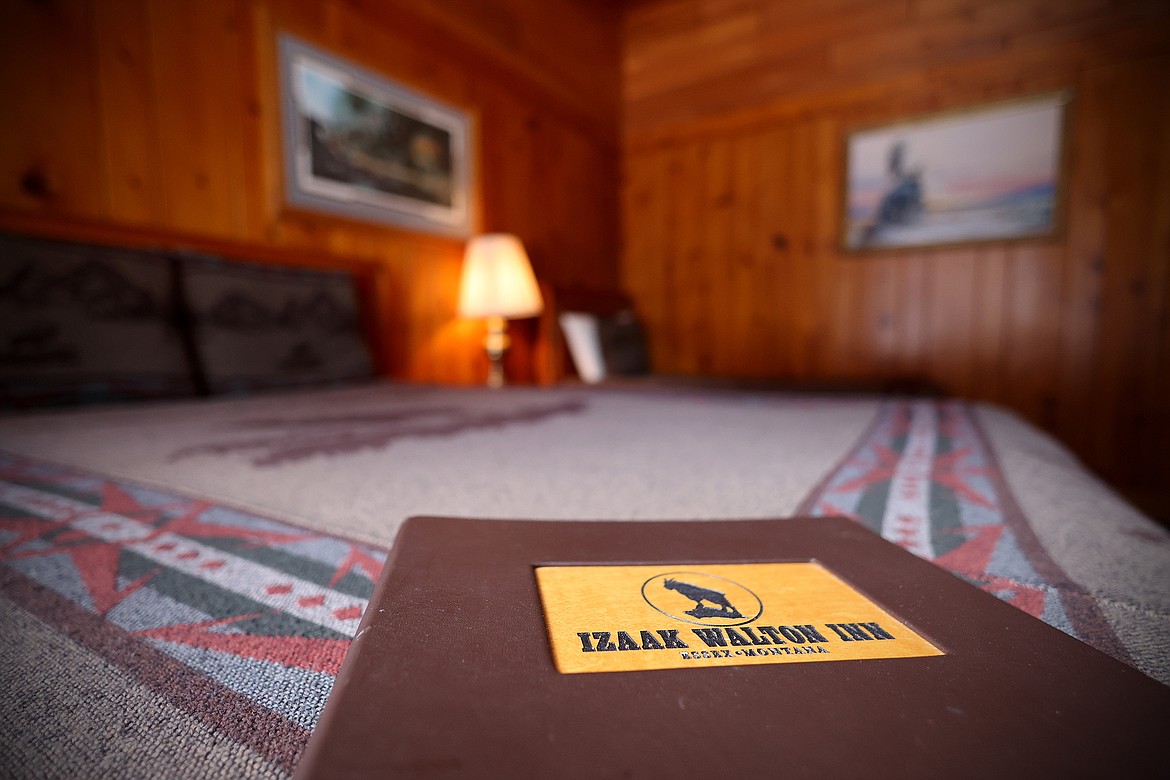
842;92;1070;252
278;34;472;237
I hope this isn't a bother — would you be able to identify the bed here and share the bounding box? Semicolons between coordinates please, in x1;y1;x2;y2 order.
1;233;1167;779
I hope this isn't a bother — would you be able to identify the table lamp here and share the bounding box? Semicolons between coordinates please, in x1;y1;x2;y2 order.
458;234;543;387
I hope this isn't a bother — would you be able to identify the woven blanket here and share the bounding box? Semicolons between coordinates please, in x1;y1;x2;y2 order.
797;399;1133;664
0;454;386;776
1;385;1167;778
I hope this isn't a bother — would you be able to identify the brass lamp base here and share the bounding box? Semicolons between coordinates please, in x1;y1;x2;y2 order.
483;315;510;388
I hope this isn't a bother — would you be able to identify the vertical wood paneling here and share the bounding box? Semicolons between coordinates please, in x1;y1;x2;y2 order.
92;0;164;226
858;256;899;378
672;142;706;374
0;0;106;216
1054;73;1108;462
1089;55;1170;482
622;0;1170;501
813;117;848;379
148;0;253;238
922;248;978;394
968;248;1008;402
620;148;658;363
0;0;621;386
787;119;819;376
726;132;763;376
700;138;732;374
1145;83;1170;492
754;125;793;377
891;252;928;381
1;0;1165;503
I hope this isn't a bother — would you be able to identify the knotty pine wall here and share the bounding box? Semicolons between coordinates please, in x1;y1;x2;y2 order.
622;0;1170;503
0;0;621;384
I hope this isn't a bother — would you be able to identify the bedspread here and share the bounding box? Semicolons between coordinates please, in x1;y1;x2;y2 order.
1;382;1167;778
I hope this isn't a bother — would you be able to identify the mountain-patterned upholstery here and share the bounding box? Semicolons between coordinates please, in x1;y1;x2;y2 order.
0;233;373;408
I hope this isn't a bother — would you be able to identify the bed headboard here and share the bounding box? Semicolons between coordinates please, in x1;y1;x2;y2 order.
0;214;387;408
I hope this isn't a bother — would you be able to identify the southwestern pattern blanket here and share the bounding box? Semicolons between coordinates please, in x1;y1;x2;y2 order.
0;384;1167;778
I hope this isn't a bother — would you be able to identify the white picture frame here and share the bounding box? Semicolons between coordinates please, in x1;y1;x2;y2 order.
278;34;473;237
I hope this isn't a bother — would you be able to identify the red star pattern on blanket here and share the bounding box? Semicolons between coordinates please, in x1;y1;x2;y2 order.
797;401;1067;630
828;443;995;510
828;443;903;494
135;613;352;675
90;482;314;550
934;525;1047;618
329;545;384;587
1;479;335;617
0;453;390;774
0;489;163;616
928;448;996;509
0;514;66;557
0;468;383;678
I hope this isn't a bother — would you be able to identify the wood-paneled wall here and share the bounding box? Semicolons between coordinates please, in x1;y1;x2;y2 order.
2;0;1167;504
0;0;621;384
622;0;1170;500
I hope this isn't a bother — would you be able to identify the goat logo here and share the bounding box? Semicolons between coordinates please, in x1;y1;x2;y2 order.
642;571;763;626
662;578;744;619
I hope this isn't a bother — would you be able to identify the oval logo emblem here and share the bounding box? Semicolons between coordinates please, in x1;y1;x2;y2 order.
641;571;763;626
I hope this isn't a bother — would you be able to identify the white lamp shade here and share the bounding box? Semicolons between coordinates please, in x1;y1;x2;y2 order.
458;234;543;319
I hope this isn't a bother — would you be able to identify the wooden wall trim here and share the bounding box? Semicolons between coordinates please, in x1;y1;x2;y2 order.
0;208;383;273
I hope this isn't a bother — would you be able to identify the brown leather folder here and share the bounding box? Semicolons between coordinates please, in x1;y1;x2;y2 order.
295;516;1169;779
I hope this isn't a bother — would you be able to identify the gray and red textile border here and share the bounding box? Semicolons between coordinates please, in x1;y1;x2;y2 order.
0;399;1130;773
0;455;386;773
797;399;1129;663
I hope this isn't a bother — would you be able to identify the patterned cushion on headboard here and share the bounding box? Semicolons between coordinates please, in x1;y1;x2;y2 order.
0;234;195;407
179;254;374;394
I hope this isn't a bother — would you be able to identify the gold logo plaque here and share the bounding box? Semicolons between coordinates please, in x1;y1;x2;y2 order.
535;562;943;674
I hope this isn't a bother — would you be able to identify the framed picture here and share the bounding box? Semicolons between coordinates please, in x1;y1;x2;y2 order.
842;92;1070;252
278;34;472;237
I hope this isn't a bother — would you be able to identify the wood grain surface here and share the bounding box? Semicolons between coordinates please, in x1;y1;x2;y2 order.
621;0;1170;503
0;0;621;385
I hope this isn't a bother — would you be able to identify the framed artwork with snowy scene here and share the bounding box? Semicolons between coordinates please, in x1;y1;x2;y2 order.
842;92;1069;252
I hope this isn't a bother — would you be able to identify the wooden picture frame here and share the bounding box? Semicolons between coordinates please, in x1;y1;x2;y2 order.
278;34;472;237
842;92;1070;252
